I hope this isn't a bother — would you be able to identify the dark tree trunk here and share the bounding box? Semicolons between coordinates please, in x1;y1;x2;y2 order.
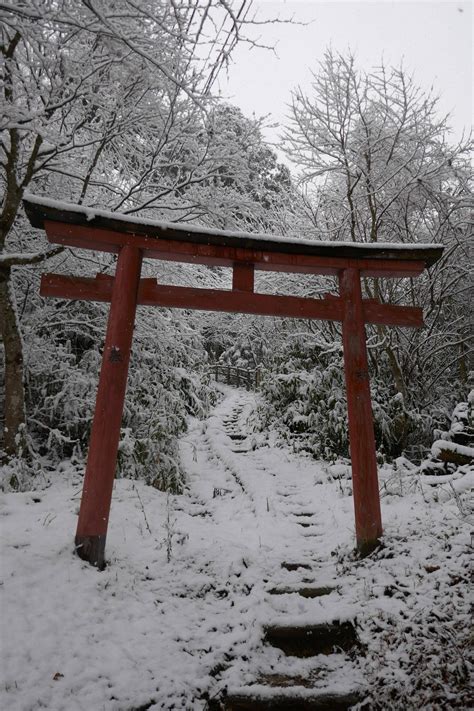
0;266;26;457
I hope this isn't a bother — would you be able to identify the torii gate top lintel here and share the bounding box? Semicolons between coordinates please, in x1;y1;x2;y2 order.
23;195;443;568
24;195;442;276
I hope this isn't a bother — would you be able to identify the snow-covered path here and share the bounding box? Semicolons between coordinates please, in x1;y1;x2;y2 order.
179;387;365;707
1;387;472;710
181;386;357;575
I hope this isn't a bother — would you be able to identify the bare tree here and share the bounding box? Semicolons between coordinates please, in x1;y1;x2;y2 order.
283;49;473;450
0;0;290;457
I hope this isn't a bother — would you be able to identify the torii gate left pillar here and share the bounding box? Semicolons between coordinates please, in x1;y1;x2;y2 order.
75;246;142;566
23;195;442;569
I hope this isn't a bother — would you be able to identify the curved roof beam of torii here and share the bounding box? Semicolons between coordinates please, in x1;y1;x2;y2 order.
23;194;443;279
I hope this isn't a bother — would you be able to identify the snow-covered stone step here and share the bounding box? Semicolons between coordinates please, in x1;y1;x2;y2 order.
263;620;359;657
211;685;364;710
264;585;355;622
266;585;337;598
280;561;312;571
278;561;339;581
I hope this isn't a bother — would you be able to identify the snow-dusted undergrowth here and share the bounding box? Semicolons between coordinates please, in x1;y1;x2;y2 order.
1;388;472;710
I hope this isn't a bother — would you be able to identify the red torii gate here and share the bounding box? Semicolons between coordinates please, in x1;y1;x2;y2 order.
24;196;443;569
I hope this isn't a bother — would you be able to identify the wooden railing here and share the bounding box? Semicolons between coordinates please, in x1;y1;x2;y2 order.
210;364;262;390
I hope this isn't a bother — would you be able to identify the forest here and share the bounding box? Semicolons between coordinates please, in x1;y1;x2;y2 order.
1;2;472;710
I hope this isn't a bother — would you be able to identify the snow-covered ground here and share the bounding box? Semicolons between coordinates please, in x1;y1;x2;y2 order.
1;387;472;710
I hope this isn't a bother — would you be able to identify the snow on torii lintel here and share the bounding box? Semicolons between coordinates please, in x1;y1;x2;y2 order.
23;193;444;267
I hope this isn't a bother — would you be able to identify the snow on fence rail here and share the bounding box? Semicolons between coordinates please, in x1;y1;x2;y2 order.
210;364;262;390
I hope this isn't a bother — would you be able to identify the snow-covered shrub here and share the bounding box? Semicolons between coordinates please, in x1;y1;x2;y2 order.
26;335;100;460
19;299;215;491
202;311;274;372
362;586;472;709
117;356;216;492
370;385;436;461
418;389;474;486
218;340;267;370
258;345;455;462
259;360;348;460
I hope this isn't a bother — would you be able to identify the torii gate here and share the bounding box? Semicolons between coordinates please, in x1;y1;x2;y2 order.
24;196;442;569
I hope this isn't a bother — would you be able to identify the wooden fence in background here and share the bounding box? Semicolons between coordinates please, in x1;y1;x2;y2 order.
210;364;262;390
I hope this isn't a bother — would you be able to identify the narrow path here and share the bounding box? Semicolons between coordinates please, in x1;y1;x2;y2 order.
179;387;365;709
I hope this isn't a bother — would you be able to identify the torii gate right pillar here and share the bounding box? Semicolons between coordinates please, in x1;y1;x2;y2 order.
340;268;382;554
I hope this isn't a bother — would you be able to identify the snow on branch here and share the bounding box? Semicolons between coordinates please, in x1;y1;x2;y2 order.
0;246;64;268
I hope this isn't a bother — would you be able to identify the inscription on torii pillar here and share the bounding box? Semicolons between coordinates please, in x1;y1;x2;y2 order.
24;195;443;569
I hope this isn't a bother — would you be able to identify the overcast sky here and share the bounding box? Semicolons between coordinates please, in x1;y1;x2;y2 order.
218;0;472;149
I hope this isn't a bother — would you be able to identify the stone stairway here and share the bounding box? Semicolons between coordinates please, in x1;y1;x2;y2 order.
207;397;366;711
208;573;364;710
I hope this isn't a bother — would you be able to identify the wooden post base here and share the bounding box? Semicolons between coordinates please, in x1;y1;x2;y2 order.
75;535;106;570
357;537;381;558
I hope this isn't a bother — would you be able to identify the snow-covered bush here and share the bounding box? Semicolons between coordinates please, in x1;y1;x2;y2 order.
418;388;474;484
26;335;100;461
259;360;348;460
257;344;455;462
11;295;216;492
116;353;216;492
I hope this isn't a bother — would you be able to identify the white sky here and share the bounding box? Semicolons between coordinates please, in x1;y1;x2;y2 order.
218;0;472;149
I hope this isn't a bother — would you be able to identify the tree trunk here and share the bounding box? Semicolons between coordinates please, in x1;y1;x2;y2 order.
459;340;468;385
384;342;408;404
0;266;26;457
